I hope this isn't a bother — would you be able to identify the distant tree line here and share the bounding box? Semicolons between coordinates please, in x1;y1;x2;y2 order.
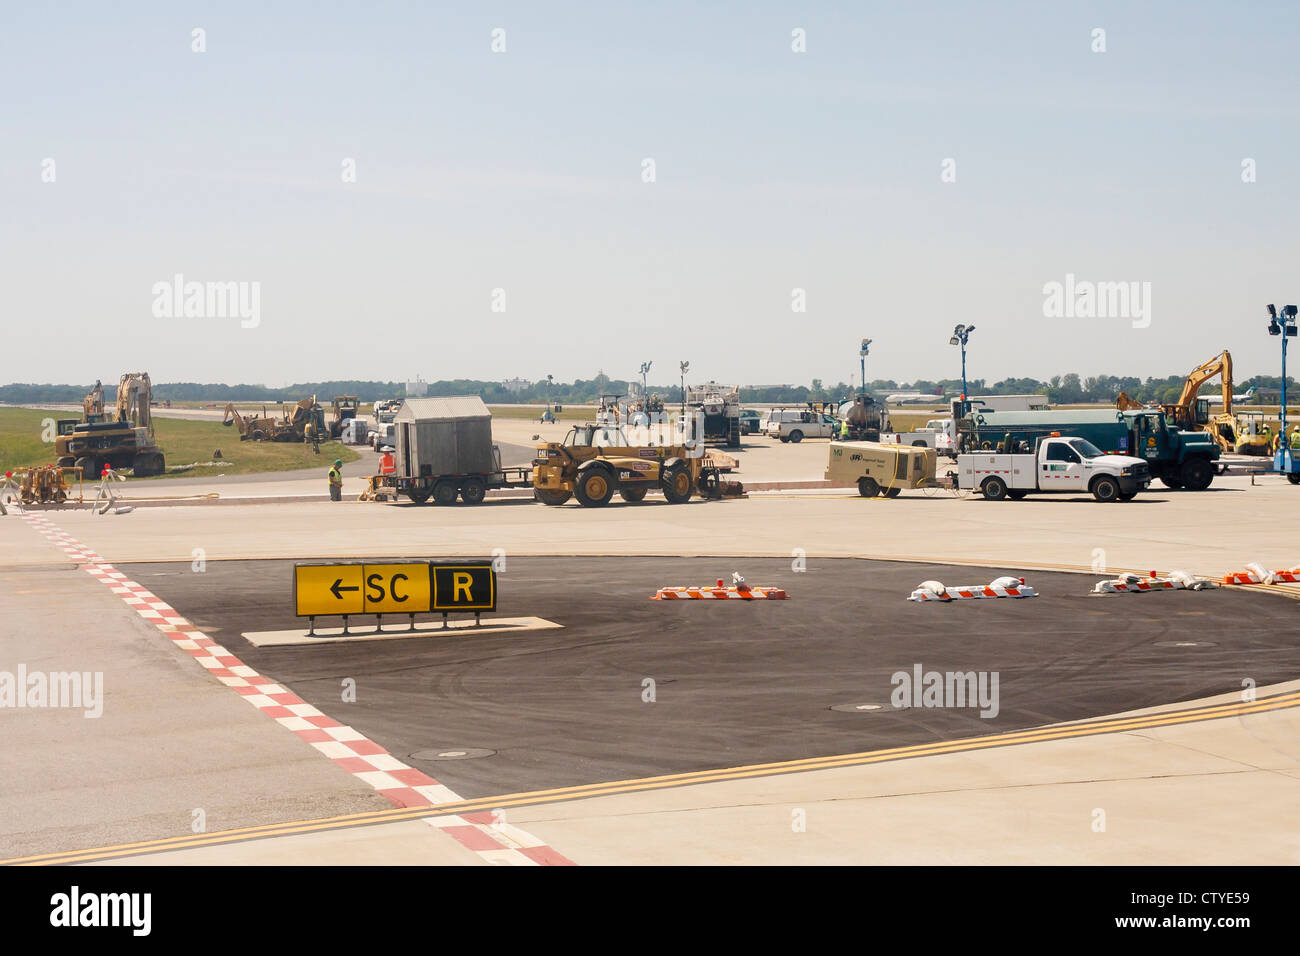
1;372;1290;407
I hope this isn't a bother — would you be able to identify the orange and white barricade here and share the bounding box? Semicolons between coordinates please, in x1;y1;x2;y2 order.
1221;562;1300;586
1093;570;1216;594
908;576;1037;602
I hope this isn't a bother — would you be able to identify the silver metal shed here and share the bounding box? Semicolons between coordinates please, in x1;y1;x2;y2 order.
394;396;495;477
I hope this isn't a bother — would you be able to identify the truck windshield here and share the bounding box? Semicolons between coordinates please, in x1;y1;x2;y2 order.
1069;439;1105;459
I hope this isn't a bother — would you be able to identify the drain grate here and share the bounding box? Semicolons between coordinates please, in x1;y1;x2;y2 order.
410;748;496;761
829;702;886;714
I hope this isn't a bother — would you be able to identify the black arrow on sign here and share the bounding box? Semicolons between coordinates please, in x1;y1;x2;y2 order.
330;579;359;600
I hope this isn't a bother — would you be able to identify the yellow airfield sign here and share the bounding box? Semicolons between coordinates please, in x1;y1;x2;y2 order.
294;561;496;619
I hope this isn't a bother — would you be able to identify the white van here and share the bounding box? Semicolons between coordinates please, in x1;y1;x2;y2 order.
762;407;837;443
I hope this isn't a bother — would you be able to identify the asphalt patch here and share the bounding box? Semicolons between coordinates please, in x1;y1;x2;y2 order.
124;556;1300;798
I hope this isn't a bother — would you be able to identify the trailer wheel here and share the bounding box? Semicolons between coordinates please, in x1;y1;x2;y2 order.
575;468;615;507
1091;476;1120;502
788;430;804;443
980;476;1009;501
662;464;693;503
619;487;648;503
1180;457;1214;491
432;481;459;506
460;477;487;505
534;488;572;506
857;477;879;498
406;488;431;504
1289;474;1300;485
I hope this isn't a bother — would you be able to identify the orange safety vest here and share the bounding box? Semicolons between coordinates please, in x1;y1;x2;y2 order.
379;453;395;475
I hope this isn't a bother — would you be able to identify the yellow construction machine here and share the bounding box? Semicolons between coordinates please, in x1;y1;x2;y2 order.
1117;351;1247;455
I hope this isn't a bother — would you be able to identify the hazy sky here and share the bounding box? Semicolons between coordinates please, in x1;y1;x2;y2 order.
3;2;1299;388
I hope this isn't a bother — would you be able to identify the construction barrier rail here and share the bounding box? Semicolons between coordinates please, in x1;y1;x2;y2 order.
908;577;1037;602
653;584;786;600
1222;562;1300;586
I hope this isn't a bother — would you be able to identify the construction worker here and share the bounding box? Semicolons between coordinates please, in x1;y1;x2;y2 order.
838;417;851;440
328;459;343;501
379;446;396;475
1290;426;1300;451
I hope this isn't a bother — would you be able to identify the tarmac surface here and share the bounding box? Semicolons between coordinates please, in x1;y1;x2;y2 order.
120;556;1297;798
4;429;1300;865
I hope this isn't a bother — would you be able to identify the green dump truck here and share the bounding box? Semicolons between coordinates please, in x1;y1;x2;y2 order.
962;408;1220;490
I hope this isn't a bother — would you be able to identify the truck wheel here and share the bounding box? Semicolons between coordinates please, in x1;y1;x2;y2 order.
857;477;879;497
460;477;487;505
1289;474;1300;485
911;440;927;447
575;468;615;507
981;476;1009;501
432;481;459;506
1091;476;1120;502
619;487;648;503
883;486;902;498
407;488;431;504
662;465;693;503
1160;476;1184;490
1180;457;1214;491
534;488;572;506
1118;491;1137;500
1006;490;1027;500
788;430;803;443
779;435;790;443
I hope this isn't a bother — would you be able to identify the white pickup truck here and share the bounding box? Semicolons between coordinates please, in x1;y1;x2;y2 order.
958;436;1151;502
882;418;957;458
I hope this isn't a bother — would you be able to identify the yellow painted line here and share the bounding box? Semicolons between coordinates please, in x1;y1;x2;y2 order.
10;689;1298;866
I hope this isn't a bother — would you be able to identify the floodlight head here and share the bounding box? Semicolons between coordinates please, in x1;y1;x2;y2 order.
1286;305;1298;318
1268;304;1278;318
1269;320;1281;336
948;336;960;346
966;325;975;334
953;324;966;335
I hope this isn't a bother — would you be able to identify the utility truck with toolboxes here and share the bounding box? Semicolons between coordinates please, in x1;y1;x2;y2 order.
826;440;938;497
959;436;1150;502
381;396;532;504
961;408;1219;490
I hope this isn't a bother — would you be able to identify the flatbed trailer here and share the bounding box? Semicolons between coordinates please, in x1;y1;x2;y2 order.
380;467;533;505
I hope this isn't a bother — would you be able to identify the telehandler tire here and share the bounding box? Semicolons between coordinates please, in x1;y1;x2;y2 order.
534;488;572;506
619;488;648;503
575;468;615;507
662;465;693;504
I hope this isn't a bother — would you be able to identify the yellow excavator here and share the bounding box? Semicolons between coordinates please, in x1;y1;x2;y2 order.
1116;351;1268;456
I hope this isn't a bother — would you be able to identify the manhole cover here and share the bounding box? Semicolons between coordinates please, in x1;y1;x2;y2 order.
1152;641;1218;648
829;703;886;713
409;748;496;761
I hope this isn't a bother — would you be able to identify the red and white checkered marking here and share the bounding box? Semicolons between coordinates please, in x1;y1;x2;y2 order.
20;515;573;866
